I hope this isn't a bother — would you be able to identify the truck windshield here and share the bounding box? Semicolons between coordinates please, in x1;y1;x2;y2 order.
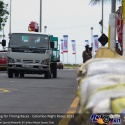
9;33;49;49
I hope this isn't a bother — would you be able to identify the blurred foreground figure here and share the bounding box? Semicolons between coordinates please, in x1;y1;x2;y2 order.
82;45;92;63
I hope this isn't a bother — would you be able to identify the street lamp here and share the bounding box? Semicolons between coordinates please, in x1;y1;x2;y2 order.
9;0;12;35
91;27;93;47
44;26;47;33
91;27;94;56
40;0;42;32
2;23;5;40
102;0;103;34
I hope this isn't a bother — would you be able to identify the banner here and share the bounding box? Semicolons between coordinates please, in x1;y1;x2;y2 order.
71;40;76;54
85;40;89;46
93;35;99;52
60;39;63;54
116;12;123;43
63;35;68;53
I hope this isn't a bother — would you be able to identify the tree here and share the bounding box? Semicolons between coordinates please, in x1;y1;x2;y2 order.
89;0;122;5
0;0;9;31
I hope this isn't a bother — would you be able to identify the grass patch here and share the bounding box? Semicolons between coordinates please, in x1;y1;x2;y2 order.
64;64;79;69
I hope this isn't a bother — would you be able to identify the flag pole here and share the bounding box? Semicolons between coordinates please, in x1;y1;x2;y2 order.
67;53;68;64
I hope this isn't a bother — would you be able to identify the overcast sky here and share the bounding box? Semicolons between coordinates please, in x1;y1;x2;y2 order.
2;0;121;64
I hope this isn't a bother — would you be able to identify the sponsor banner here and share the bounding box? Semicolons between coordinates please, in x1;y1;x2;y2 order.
71;40;76;54
85;40;89;46
116;12;123;43
60;39;63;54
93;35;99;52
63;35;68;53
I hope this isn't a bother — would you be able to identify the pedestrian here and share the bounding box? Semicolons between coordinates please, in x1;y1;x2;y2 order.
82;45;92;63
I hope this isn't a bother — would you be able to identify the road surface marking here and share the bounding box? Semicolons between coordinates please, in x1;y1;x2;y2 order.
0;88;10;93
0;88;17;93
58;97;79;125
67;96;79;113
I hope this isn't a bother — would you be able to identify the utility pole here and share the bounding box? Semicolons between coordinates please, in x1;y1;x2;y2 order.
111;0;116;13
9;0;12;35
91;27;94;56
44;26;47;33
102;0;103;34
109;0;116;49
39;0;42;32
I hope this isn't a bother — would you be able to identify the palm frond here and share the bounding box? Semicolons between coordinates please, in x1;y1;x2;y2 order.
89;0;122;5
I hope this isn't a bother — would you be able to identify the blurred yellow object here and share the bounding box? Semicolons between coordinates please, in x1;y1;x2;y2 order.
94;47;122;58
111;96;125;113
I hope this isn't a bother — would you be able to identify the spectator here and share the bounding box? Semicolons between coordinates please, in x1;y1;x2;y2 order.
82;45;92;63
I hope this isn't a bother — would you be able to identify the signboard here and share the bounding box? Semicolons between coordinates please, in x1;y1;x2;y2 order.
60;39;63;54
63;35;68;53
93;35;99;52
71;40;76;54
98;34;108;46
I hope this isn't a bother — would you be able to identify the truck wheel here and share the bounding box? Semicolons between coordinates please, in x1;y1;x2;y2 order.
15;72;19;77
8;69;13;78
53;63;57;78
20;73;24;78
44;71;50;79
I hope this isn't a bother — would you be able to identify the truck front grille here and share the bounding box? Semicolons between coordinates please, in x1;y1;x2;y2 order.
23;60;33;63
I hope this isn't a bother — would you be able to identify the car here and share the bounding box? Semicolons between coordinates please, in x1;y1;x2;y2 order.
0;51;7;70
57;62;64;70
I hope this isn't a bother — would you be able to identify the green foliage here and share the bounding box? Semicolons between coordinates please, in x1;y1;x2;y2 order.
0;0;9;31
64;64;79;69
89;0;122;5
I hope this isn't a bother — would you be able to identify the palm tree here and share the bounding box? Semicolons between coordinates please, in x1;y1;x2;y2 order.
89;0;122;5
89;0;122;34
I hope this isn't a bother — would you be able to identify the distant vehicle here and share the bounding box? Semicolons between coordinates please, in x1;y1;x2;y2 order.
4;32;60;78
0;51;7;70
57;62;63;70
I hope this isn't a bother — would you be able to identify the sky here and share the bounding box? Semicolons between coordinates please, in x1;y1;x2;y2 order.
2;0;121;64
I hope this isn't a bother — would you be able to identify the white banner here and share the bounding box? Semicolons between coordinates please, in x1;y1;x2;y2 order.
93;35;99;52
63;35;68;53
85;40;89;46
71;40;76;54
60;39;63;54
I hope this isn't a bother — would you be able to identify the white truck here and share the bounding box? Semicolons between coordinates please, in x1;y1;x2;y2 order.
2;32;60;79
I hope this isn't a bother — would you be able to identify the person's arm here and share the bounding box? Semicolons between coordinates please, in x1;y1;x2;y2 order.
83;51;86;63
82;51;84;58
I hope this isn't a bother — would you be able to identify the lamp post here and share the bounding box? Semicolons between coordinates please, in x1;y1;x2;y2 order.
39;0;42;32
109;0;116;49
44;26;47;33
102;0;103;34
2;23;5;50
91;27;94;56
2;23;5;40
9;0;12;34
91;27;93;47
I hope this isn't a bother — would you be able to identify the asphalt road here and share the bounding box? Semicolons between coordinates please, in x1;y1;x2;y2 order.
0;69;78;113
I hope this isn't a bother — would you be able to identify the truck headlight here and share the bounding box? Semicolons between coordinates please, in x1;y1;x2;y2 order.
42;59;49;65
8;58;15;63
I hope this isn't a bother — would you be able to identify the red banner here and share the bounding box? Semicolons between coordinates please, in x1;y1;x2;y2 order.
116;12;123;43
